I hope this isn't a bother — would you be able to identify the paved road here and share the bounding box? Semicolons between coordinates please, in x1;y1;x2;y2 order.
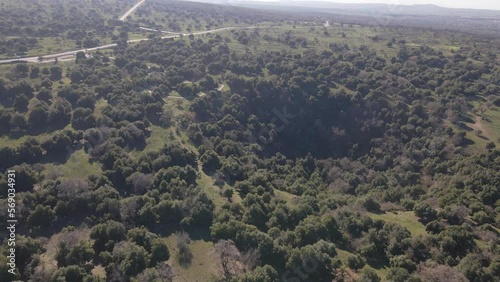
0;44;118;64
119;0;145;21
0;0;271;65
0;0;146;64
0;25;264;64
139;27;179;35
132;26;254;41
0;0;269;65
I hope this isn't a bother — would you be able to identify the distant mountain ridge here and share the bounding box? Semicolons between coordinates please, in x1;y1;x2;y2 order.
181;0;500;37
184;0;500;17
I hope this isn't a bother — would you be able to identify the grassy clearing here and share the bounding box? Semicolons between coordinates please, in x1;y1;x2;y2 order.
31;37;77;56
164;234;219;282
363;264;388;281
94;98;108;118
368;211;427;237
462;99;500;149
129;125;174;159
474;239;489;251
128;32;149;41
460;120;489;149
481;106;500;146
222;24;410;60
443;116;493;152
44;149;103;179
197;165;226;210
0;37;78;59
273;188;298;205
0;132;51;148
131;92;189;158
162;93;229;210
435;44;460;52
0;124;74;148
336;248;354;264
145;125;174;151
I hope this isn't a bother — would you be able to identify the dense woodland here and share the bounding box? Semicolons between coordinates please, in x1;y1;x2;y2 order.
0;0;499;282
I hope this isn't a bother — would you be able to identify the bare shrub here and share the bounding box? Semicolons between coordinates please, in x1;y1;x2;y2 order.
58;227;90;248
126;172;153;194
136;263;174;282
212;239;244;281
57;178;90;200
176;232;193;266
417;261;468;282
240;248;259;272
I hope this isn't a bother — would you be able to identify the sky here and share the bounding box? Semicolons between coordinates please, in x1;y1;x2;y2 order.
250;0;500;10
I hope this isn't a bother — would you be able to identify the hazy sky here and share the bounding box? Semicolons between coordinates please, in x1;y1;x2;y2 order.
252;0;500;10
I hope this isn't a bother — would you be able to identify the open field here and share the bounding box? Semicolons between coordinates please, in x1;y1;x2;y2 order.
164;234;218;282
368;211;427;237
44;150;103;179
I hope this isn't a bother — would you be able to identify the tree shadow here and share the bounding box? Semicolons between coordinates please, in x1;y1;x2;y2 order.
187;226;212;241
39;150;72;165
149;223;178;238
462;138;475;146
7;123;69;139
477;134;490;141
366;255;389;273
457;122;473;131
24;213;89;239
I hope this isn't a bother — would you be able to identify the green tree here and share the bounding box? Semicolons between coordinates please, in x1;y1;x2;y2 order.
485;142;496;150
386;267;411;282
9;164;40;192
358;268;381;282
28;101;49;128
200;149;221;174
13;94;29;112
27;205;55;229
414;203;437;224
347;254;365;270
112;241;150;276
50;265;91;282
90;220;126;252
233;265;279;282
49;66;63;80
458;254;494;282
150;238;170;266
56;241;94;267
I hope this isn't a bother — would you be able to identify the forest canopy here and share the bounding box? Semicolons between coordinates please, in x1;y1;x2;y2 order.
0;0;499;281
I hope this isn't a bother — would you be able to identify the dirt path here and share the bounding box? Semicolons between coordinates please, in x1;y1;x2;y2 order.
119;0;146;21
